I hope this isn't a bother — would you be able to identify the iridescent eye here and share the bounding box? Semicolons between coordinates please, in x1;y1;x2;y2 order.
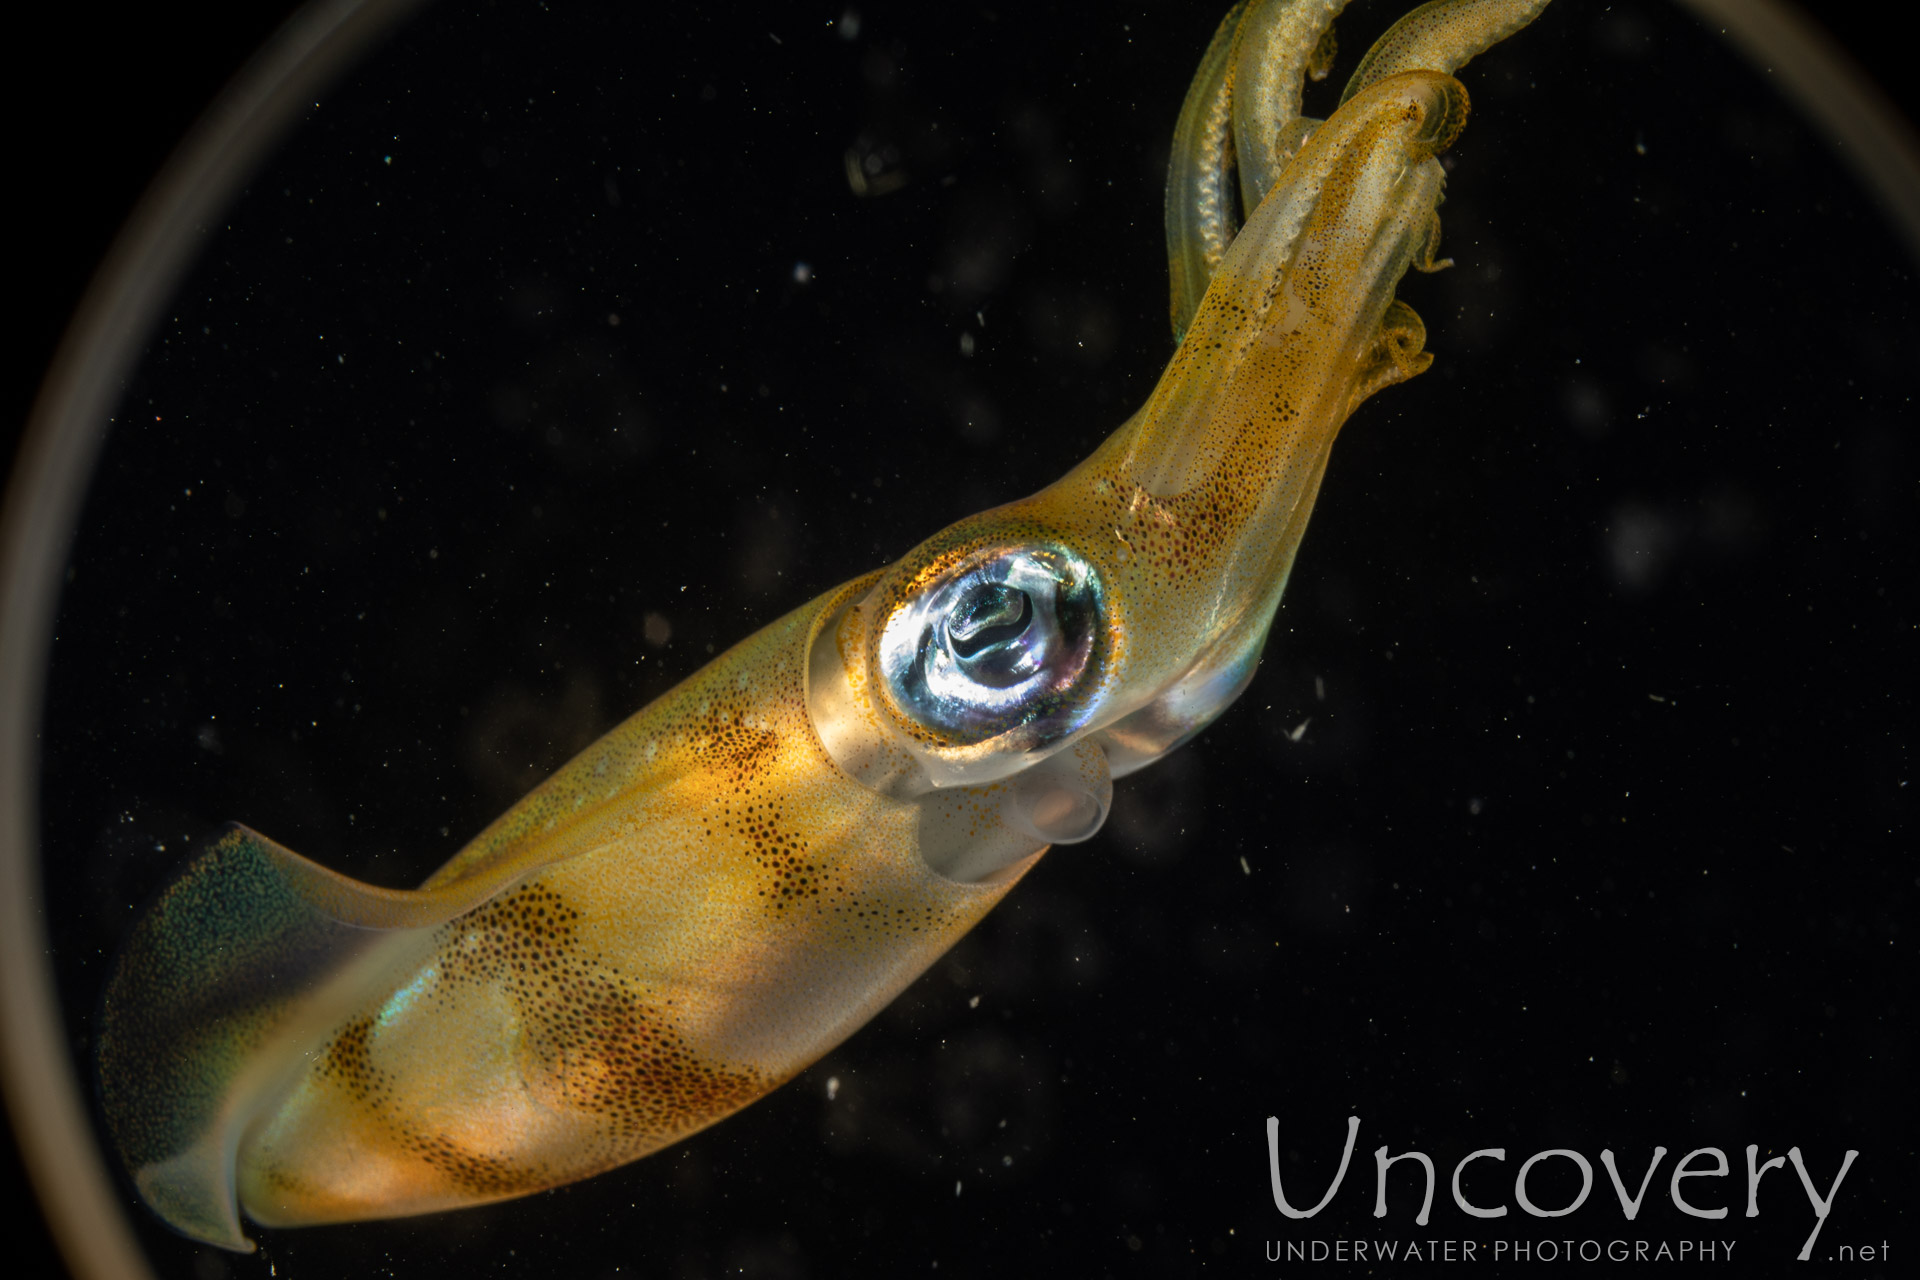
877;545;1104;747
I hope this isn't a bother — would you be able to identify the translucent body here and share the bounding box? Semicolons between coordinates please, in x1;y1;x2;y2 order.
98;0;1551;1250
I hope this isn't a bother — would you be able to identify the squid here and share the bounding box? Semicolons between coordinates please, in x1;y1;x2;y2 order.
100;0;1551;1251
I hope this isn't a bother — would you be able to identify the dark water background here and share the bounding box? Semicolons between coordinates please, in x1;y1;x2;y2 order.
10;1;1915;1275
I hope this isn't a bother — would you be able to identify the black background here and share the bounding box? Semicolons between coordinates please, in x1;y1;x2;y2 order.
7;1;1915;1275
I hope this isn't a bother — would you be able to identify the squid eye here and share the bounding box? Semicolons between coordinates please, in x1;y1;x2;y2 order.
877;545;1104;747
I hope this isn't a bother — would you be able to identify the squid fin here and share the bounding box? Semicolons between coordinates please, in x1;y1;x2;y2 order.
98;825;519;1249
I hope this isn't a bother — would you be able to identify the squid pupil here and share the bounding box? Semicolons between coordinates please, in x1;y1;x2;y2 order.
945;584;1032;659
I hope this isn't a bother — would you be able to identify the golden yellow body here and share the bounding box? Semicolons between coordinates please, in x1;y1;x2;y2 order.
99;0;1552;1250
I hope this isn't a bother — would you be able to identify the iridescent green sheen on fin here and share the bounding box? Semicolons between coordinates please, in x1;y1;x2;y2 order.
97;826;517;1249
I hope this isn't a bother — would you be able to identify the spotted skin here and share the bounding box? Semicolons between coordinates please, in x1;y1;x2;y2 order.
98;0;1551;1251
226;579;1023;1231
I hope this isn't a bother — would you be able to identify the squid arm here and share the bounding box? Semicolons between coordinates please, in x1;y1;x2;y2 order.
99;0;1551;1250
